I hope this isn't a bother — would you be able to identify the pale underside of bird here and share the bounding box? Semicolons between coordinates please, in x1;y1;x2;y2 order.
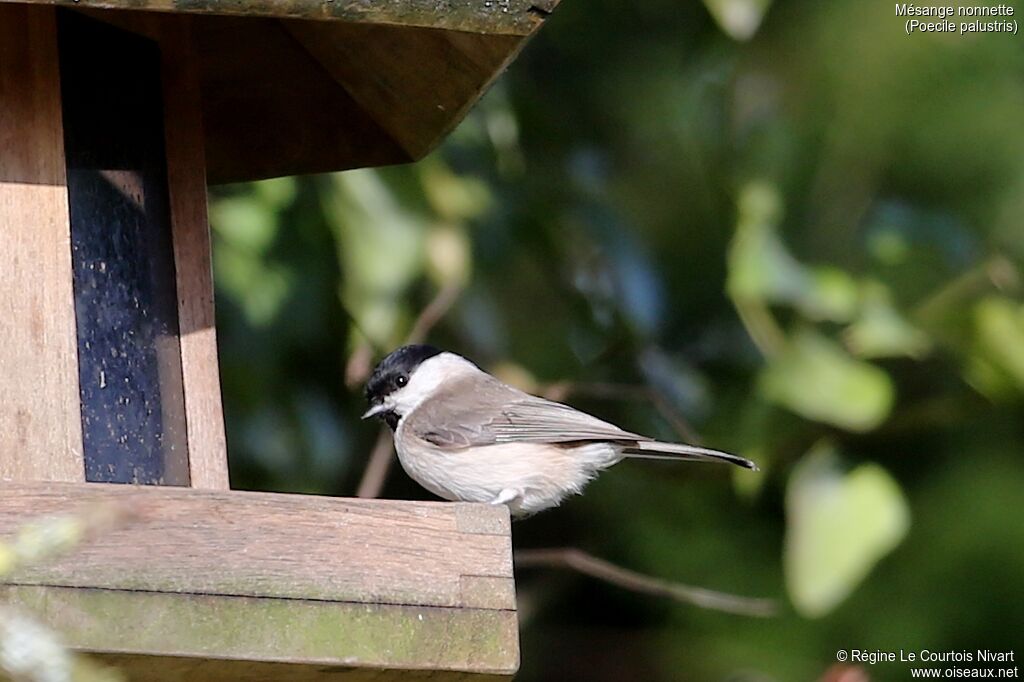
363;346;757;517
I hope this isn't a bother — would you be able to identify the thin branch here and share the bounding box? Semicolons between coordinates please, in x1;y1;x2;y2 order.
406;281;462;345
914;255;1020;325
648;391;703;445
340;301;389;390
514;547;777;617
344;340;376;390
355;428;395;499
355;282;463;498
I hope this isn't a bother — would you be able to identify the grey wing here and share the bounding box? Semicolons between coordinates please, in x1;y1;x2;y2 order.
489;396;644;444
404;375;643;450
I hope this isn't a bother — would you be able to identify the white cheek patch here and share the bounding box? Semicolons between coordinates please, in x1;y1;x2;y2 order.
390;352;476;416
388;379;435;416
385;392;407;413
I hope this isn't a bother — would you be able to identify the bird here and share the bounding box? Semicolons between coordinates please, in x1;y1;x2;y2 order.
362;344;757;517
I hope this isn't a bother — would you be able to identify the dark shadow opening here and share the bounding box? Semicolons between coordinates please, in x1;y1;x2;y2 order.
58;10;190;485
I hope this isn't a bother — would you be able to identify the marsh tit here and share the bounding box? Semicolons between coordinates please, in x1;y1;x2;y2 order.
363;345;757;517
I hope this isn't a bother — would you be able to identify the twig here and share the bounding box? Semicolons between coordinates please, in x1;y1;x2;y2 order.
514;547;777;617
340;303;389;390
914;255;1020;325
344;341;376;390
406;281;462;345
648;391;703;445
355;429;395;499
354;282;463;498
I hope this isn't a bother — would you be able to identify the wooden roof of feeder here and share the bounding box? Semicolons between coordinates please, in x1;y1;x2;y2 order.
13;0;559;182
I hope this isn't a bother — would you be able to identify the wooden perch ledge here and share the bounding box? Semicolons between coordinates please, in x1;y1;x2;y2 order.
0;482;518;681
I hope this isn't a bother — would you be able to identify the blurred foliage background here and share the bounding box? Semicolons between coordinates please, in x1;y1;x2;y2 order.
207;0;1024;680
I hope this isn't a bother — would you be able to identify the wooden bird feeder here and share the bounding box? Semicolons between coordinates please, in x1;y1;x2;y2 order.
0;1;557;678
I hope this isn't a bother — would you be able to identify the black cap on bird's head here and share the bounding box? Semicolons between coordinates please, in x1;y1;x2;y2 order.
363;345;443;426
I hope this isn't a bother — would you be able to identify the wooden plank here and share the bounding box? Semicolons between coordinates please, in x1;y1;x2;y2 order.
0;482;515;610
285;20;525;160
71;10;401;181
195;15;407;182
53;8;558;182
0;0;558;35
197;15;552;181
159;16;230;490
94;657;515;682
0;5;85;483
2;585;519;679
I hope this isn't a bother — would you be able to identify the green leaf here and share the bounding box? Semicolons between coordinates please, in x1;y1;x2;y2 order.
728;182;857;322
421;160;491;221
211;196;279;254
806;266;859;322
845;280;931;359
426;225;472;287
760;329;894;431
328;170;427;346
727;182;799;303
702;0;773;41
785;444;910;618
967;296;1024;397
213;248;292;328
252;176;298;208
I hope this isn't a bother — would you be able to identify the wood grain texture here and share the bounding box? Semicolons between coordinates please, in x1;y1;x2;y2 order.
2;585;519;678
92;656;515;682
38;7;559;182
0;484;517;678
0;482;515;610
0;5;85;483
159;16;230;490
195;17;539;182
0;0;558;35
196;15;406;182
284;21;525;160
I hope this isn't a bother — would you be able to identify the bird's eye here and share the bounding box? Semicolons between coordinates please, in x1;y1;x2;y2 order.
395;375;408;387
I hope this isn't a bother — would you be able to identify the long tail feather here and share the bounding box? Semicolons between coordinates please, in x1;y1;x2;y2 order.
625;440;759;471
